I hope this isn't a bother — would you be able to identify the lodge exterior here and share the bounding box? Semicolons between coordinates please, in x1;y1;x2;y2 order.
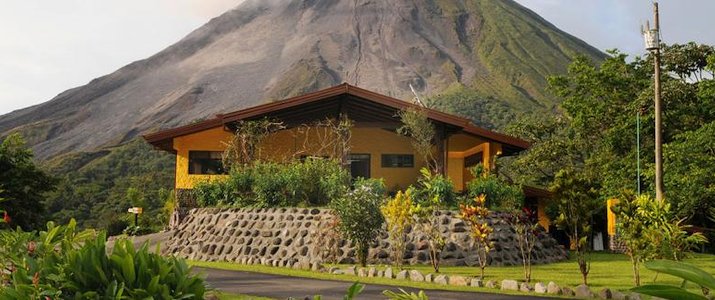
144;83;551;229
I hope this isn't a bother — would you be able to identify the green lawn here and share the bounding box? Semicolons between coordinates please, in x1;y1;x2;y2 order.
192;253;715;296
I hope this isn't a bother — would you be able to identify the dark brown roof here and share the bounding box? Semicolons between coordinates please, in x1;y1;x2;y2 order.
143;83;530;152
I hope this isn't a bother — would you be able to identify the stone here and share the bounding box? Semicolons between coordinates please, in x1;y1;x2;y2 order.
424;273;433;283
395;270;408;280
562;287;575;297
345;266;356;276
433;275;448;285
448;275;469;286
332;269;344;275
611;291;627;300
534;282;547;294
310;262;322;272
409;270;424;282
501;280;519;291
384;267;393;279
377;270;384;277
598;288;613;299
470;278;484;287
485;280;498;289
628;293;642;300
519;282;532;292
575;284;593;298
546;281;561;295
328;267;339;274
367;267;377;277
357;268;367;277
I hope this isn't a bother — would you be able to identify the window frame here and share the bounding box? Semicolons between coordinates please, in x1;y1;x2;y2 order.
380;153;415;168
188;150;226;175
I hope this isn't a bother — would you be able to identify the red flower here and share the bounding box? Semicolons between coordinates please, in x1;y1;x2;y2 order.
2;211;9;224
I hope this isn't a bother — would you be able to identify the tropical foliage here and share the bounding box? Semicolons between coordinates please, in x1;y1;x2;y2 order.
0;134;55;230
613;194;708;286
459;194;493;279
0;220;206;298
331;178;386;267
381;190;416;269
193;158;350;208
632;260;715;300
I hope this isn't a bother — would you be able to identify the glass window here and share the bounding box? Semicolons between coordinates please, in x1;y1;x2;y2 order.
381;154;414;168
188;151;226;175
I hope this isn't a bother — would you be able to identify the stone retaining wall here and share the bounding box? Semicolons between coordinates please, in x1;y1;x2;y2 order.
163;208;567;266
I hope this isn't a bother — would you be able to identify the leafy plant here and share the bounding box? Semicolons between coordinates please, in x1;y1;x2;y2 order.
550;168;601;285
222;118;286;169
613;194;708;286
397;108;439;173
506;208;539;283
332;179;386;266
63;235;206;299
408;168;454;273
381;190;416;269
632;260;715;300
459;194;493;279
0;133;56;230
466;166;524;211
383;288;429;300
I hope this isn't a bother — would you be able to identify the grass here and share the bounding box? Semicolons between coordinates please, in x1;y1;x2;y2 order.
191;253;715;296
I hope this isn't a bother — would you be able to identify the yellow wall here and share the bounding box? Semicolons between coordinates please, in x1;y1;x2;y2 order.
446;133;502;191
259;127;427;190
172;126;504;193
607;198;619;236
173;126;233;189
537;198;551;231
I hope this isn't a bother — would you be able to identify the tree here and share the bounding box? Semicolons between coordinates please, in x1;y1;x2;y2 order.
408;168;455;273
381;190;416;269
397;108;439;173
332;178;386;267
505;208;539;283
550;168;601;285
459;194;493;279
0;134;55;230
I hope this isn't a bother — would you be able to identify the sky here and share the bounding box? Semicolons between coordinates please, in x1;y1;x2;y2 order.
1;0;714;116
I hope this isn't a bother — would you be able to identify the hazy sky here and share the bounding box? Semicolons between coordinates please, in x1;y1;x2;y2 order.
1;0;714;115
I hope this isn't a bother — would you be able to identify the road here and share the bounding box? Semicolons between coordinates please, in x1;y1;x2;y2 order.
197;267;555;300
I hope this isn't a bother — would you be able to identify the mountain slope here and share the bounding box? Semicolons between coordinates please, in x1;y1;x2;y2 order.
0;0;604;159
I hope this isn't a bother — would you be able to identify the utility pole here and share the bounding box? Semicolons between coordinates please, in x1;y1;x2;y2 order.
642;2;664;202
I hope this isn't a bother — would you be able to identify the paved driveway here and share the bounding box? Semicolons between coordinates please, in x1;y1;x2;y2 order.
198;267;555;300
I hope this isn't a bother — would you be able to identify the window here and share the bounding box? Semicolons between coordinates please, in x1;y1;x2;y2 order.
348;154;371;179
188;151;226;175
381;154;414;168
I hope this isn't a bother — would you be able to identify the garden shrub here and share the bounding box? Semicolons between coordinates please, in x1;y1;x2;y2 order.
332;178;386;267
466;166;524;211
381;190;416;269
194;159;350;208
408;168;456;207
0;220;206;298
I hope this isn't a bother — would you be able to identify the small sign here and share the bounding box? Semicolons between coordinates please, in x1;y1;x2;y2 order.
127;207;143;214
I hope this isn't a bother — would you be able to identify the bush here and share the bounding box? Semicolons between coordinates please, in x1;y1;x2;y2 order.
381;190;416;269
63;235;206;299
466;166;524;211
408;168;456;207
332;178;386;266
0;220;206;298
194;159;350;208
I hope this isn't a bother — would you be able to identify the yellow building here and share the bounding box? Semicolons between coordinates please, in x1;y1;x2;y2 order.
144;84;550;228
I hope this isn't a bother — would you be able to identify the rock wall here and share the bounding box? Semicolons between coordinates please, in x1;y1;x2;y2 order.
164;208;567;267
